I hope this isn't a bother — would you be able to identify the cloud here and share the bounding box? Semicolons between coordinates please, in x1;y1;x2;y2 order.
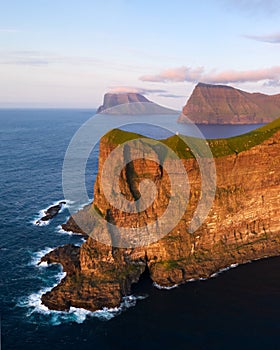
220;0;279;15
0;50;105;67
108;87;186;99
244;33;280;43
157;93;185;99
140;66;204;83
0;28;19;33
139;66;280;85
108;86;167;95
263;79;280;87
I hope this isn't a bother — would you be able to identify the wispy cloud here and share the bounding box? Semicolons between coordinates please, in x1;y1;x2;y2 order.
108;86;167;95
0;28;19;33
244;32;280;43
220;0;279;15
0;50;104;66
206;67;280;84
263;79;280;87
140;66;204;83
139;66;280;85
158;93;185;99
108;86;185;99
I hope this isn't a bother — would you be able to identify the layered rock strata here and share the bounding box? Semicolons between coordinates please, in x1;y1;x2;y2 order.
41;120;280;311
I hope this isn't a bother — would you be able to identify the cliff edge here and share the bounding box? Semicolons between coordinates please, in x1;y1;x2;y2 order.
41;119;280;311
178;83;280;124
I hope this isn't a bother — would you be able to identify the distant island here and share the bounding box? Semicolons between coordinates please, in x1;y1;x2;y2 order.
41;118;280;312
97;92;178;115
178;82;280;124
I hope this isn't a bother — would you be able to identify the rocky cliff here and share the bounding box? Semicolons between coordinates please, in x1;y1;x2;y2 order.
178;83;280;124
41;119;280;311
97;92;177;114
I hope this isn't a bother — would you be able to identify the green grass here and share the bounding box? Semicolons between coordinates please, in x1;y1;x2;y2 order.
103;128;146;145
102;118;280;159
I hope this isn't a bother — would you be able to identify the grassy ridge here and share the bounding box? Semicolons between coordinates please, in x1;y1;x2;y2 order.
103;118;280;159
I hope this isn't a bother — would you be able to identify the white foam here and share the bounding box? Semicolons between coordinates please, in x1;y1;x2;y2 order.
31;212;50;226
18;269;67;318
30;247;57;266
210;263;239;278
185;263;240;283
56;224;83;236
32;199;74;226
74;238;87;247
187;277;207;283
18;282;147;325
22;252;148;325
153;282;178;290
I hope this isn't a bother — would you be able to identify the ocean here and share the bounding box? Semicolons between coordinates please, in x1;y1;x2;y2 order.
1;109;279;350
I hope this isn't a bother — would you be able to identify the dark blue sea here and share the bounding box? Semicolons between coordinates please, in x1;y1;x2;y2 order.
1;109;280;350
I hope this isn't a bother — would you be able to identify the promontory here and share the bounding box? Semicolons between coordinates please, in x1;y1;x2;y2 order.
41;119;280;311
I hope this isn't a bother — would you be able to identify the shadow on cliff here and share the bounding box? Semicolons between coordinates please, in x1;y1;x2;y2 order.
131;265;154;295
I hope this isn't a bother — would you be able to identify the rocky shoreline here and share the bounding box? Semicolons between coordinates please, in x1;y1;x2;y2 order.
41;120;280;312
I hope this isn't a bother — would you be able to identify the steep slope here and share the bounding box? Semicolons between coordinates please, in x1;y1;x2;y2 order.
97;92;178;114
178;83;280;124
41;120;280;311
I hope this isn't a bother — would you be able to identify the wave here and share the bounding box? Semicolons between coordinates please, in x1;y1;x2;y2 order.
153;282;178;290
56;224;83;236
23;251;148;325
29;247;57;266
31;199;74;226
18;272;147;325
154;263;241;289
186;263;240;283
17;268;67;323
209;263;239;278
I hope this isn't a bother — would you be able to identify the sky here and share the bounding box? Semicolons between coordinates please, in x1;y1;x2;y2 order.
1;0;280;108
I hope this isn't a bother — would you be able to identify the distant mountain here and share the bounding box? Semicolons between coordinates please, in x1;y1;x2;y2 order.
178;83;280;124
97;92;178;115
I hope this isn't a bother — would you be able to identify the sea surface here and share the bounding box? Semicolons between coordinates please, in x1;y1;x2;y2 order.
1;109;279;350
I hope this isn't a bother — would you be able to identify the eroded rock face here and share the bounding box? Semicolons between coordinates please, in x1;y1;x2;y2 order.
178;83;280;124
41;124;280;311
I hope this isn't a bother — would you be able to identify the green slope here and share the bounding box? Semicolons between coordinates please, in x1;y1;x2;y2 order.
103;118;280;159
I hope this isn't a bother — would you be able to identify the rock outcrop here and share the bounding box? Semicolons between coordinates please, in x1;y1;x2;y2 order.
97;92;177;114
178;83;280;124
41;119;280;311
36;201;66;224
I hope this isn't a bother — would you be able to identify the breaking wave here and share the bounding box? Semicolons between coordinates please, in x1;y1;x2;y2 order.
31;199;74;226
20;251;148;325
153;282;178;290
18;281;147;325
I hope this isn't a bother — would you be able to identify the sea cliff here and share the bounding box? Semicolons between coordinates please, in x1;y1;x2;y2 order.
178;83;280;124
41;119;280;311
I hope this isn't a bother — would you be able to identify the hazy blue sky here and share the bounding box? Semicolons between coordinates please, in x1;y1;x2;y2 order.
1;0;280;108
